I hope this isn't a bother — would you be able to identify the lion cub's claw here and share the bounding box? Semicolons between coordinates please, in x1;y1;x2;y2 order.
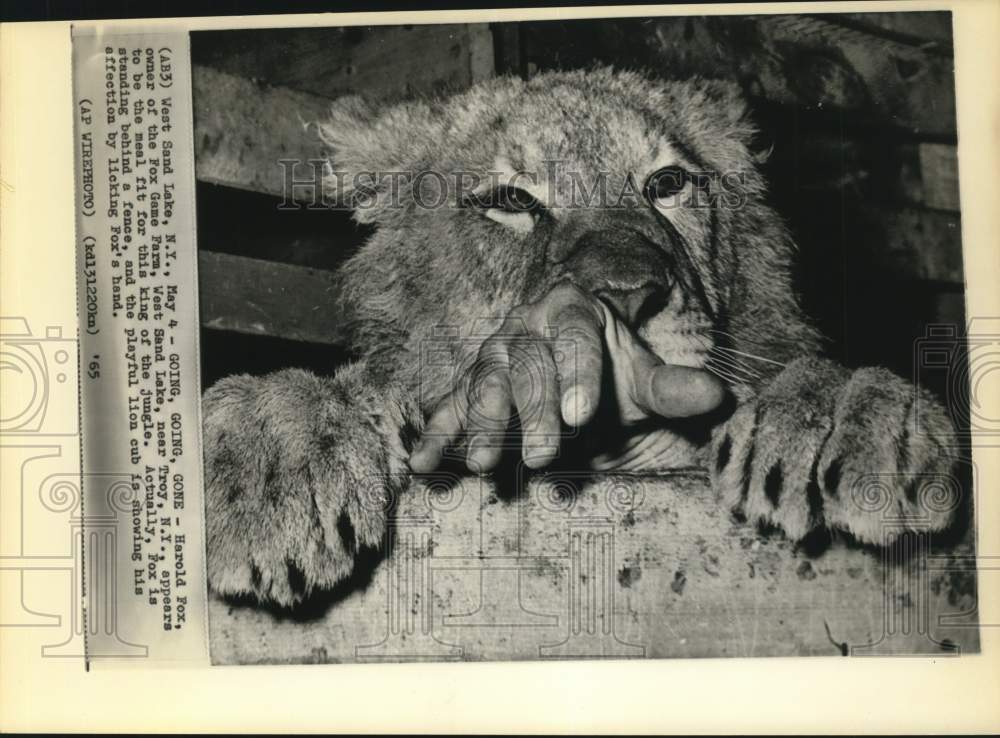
202;369;397;609
711;357;960;545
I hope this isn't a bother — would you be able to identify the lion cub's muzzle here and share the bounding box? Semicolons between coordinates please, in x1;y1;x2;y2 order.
556;228;674;327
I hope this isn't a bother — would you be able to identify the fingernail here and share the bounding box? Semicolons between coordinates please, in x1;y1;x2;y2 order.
524;444;558;469
466;436;490;474
409;450;430;473
694;372;727;410
408;439;438;473
561;387;591;426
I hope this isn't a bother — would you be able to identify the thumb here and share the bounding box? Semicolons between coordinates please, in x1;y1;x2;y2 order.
601;305;727;421
632;361;727;418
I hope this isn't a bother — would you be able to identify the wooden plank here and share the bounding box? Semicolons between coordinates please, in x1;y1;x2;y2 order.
881;209;965;283
209;472;978;664
468;24;497;85
192;65;331;199
192;24;495;102
492;22;526;77
918;142;961;211
197;250;347;346
192;25;495;199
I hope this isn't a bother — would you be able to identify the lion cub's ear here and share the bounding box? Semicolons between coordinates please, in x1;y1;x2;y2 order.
317;95;445;224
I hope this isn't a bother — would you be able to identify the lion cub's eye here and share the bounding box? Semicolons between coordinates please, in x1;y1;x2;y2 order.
644;165;689;206
467;185;540;233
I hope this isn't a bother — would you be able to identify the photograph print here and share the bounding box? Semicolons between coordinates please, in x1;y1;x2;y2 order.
189;11;978;664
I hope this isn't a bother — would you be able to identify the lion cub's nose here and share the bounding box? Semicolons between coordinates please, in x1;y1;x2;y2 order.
594;283;667;327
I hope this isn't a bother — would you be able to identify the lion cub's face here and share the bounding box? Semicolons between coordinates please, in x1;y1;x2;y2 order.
324;69;761;376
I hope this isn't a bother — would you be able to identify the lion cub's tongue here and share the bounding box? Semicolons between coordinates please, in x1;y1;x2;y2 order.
585;428;703;471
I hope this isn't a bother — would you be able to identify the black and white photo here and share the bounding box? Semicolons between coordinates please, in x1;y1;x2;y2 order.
190;11;979;665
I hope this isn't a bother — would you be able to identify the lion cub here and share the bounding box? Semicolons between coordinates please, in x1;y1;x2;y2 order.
203;69;959;607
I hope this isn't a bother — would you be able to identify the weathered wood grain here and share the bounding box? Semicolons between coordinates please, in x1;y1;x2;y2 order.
192;24;495;102
192;24;496;200
192;65;332;199
197;250;346;345
917;142;961;211
208;472;978;664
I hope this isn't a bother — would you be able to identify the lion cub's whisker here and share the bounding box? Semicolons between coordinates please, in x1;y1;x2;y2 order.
712;345;786;368
707;346;763;371
705;365;754;387
705;354;762;382
708;328;785;351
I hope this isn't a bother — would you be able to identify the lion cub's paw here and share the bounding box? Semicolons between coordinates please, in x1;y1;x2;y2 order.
202;368;407;608
711;357;960;545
